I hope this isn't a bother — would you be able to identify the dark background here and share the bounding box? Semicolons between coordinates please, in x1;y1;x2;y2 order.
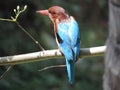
0;0;107;90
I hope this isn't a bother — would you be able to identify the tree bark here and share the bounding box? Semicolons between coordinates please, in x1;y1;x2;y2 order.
104;0;120;90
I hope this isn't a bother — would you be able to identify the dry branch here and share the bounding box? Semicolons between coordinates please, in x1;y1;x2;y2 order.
0;46;106;66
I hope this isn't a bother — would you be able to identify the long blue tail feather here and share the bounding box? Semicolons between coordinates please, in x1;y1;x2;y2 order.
66;59;75;84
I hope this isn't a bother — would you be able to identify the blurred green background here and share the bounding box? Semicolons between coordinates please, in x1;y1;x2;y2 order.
0;0;108;90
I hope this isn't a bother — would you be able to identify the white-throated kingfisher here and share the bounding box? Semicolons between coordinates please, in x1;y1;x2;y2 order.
37;6;80;84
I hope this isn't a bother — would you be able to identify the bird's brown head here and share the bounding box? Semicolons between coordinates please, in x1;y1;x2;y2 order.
37;6;68;22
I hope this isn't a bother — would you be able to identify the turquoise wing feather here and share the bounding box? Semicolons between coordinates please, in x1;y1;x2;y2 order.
56;17;80;84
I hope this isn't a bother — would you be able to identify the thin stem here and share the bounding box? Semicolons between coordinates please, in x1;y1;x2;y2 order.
38;64;66;72
0;18;15;22
0;65;13;80
15;21;45;51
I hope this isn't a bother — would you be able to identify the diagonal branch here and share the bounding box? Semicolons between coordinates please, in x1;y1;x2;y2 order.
0;46;106;66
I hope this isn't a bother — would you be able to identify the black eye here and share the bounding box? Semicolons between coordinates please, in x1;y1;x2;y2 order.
48;10;51;13
49;10;56;15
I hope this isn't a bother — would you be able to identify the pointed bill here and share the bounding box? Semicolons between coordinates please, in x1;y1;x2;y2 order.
36;10;49;16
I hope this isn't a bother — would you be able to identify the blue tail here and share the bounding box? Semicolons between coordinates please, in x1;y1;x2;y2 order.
66;59;75;84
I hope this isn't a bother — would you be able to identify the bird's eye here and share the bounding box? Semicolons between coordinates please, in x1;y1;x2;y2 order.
48;10;51;14
48;10;57;15
49;11;56;15
51;12;56;14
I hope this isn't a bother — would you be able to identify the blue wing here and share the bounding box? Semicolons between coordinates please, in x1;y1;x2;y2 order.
56;17;80;84
68;18;80;57
57;17;80;58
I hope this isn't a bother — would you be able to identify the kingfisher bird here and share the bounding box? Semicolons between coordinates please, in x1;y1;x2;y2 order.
37;6;80;84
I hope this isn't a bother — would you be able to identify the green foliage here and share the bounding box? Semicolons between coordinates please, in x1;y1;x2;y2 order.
0;0;107;90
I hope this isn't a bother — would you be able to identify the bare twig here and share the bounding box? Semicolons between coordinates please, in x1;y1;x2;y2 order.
0;5;44;50
0;5;44;79
0;65;13;80
38;65;66;72
15;21;45;50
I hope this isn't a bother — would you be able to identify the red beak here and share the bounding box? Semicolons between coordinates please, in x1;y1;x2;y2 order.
36;10;49;16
